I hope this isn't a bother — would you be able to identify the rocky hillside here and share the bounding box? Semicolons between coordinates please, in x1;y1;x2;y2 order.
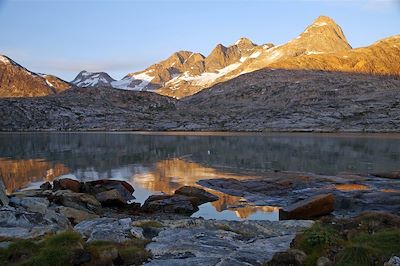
89;15;398;99
71;70;116;87
1;69;399;132
0;55;71;97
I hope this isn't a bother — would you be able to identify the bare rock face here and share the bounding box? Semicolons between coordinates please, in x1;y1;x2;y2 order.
0;55;70;98
279;194;335;220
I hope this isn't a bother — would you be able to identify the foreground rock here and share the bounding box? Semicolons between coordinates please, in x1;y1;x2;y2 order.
144;219;313;265
279;194;334;220
174;186;219;205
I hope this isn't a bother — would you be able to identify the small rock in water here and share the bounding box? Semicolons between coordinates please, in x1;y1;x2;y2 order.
174;186;219;205
141;194;199;215
279;193;334;220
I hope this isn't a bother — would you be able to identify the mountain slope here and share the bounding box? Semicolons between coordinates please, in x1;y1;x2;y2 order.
0;55;71;98
71;71;116;87
108;15;398;99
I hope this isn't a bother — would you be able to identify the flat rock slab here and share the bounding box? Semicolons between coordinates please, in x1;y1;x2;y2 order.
144;219;313;266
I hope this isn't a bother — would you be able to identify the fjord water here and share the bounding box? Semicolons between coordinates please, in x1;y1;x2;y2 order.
1;132;400;220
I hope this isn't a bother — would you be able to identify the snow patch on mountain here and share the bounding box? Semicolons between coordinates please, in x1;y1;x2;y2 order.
111;72;154;91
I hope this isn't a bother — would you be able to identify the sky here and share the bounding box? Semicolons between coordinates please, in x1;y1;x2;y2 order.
0;0;399;81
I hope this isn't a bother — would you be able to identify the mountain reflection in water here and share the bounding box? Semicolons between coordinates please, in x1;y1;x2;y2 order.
1;132;400;220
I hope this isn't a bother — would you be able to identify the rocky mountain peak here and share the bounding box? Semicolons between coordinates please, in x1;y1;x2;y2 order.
72;71;115;88
234;37;256;47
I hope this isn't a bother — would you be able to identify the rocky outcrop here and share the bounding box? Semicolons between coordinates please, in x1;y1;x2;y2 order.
0;55;70;98
279;194;335;220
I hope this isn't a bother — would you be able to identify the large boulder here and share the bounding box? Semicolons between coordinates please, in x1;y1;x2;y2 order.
53;178;82;193
141;194;199;215
50;190;102;214
279;194;334;220
94;189;127;206
82;179;135;204
174;186;219;205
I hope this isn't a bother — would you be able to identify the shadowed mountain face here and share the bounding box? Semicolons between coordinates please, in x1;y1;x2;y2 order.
0;55;71;98
71;71;116;87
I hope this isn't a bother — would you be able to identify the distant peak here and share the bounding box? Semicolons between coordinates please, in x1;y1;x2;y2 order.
313;15;337;26
0;54;11;64
234;37;254;46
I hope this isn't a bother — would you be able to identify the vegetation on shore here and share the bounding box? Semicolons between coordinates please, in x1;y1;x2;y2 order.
0;232;150;266
291;212;400;266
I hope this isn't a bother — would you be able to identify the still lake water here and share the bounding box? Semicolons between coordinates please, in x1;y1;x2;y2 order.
1;132;400;220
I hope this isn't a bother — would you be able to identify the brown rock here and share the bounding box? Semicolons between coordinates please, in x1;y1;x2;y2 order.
141;194;198;215
50;190;102;214
40;181;52;190
83;179;135;202
95;189;127;206
279;194;334;220
53;178;81;193
57;206;99;224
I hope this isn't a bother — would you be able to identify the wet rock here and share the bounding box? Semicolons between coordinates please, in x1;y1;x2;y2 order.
9;196;49;214
280;194;334;220
74;217;134;243
57;206;99;224
53;178;81;193
174;186;219;205
267;249;307;266
82;179;135;203
95;188;127;206
0;175;9;206
40;181;52;190
317;256;332;266
50;190;102;214
141;194;198;215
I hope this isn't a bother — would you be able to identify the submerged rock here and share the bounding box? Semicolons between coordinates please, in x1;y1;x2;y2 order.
280;194;334;220
174;186;219;205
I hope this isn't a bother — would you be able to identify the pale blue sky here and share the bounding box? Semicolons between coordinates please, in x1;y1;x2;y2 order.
0;0;399;81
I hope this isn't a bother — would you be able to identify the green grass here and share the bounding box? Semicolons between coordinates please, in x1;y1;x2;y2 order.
292;218;400;266
293;223;341;266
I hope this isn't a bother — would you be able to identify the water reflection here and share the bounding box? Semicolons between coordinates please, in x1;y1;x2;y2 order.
0;158;69;193
1;132;400;220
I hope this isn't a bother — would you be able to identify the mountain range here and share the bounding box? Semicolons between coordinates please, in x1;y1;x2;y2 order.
0;16;399;99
